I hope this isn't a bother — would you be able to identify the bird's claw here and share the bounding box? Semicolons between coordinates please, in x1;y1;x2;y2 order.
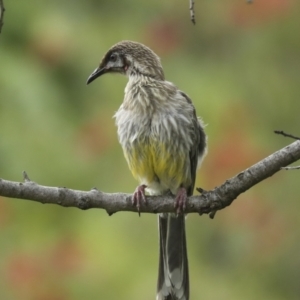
174;187;187;215
132;184;147;216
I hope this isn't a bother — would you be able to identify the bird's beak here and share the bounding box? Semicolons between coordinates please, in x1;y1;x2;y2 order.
86;67;107;85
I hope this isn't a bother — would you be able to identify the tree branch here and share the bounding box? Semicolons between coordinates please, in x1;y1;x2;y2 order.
281;166;300;170
188;0;253;24
274;130;300;140
189;0;196;24
0;140;299;216
274;130;300;170
0;0;5;34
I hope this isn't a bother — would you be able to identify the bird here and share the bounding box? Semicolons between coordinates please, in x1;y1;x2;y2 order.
87;40;207;300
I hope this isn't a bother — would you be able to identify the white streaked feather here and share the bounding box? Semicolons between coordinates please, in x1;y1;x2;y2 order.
168;115;178;132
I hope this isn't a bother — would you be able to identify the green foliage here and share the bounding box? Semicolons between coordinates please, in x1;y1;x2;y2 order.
0;0;300;299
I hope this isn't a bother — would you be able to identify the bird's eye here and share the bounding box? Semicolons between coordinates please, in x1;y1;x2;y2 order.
110;54;117;62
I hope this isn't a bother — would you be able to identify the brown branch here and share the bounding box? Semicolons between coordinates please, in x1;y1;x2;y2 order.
0;140;299;216
0;0;5;34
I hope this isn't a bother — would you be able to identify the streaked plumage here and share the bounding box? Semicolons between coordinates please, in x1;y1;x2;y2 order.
87;40;207;300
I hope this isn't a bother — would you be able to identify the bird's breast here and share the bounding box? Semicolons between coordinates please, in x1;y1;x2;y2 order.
114;106;193;194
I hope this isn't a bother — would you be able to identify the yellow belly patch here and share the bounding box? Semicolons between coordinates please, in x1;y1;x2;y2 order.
123;141;190;191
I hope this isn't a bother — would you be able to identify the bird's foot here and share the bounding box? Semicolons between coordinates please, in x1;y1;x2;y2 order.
174;187;187;215
132;184;147;216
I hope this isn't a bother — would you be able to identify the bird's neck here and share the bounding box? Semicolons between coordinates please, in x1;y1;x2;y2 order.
127;73;156;84
125;63;164;81
123;75;157;115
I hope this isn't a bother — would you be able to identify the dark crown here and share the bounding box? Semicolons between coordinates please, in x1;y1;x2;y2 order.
103;41;165;80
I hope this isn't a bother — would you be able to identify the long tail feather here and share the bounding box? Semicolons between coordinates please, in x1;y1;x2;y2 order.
157;214;189;300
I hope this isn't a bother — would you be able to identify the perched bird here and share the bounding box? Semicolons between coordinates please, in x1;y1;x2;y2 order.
87;41;207;300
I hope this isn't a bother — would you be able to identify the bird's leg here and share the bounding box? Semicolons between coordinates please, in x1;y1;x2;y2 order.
174;187;188;215
132;184;147;216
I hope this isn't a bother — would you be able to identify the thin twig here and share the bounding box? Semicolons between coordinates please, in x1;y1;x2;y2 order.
0;0;5;34
275;131;300;170
23;171;32;182
274;130;300;140
0;140;299;216
189;0;196;24
281;166;300;170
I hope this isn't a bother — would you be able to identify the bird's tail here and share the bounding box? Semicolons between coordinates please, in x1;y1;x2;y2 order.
157;214;189;300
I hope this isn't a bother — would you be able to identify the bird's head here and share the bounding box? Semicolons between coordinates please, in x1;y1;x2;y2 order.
87;40;165;84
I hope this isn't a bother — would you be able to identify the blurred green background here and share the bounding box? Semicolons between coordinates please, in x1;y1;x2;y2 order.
0;0;300;299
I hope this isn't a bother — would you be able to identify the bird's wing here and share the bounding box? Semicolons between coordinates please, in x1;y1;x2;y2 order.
179;91;207;196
